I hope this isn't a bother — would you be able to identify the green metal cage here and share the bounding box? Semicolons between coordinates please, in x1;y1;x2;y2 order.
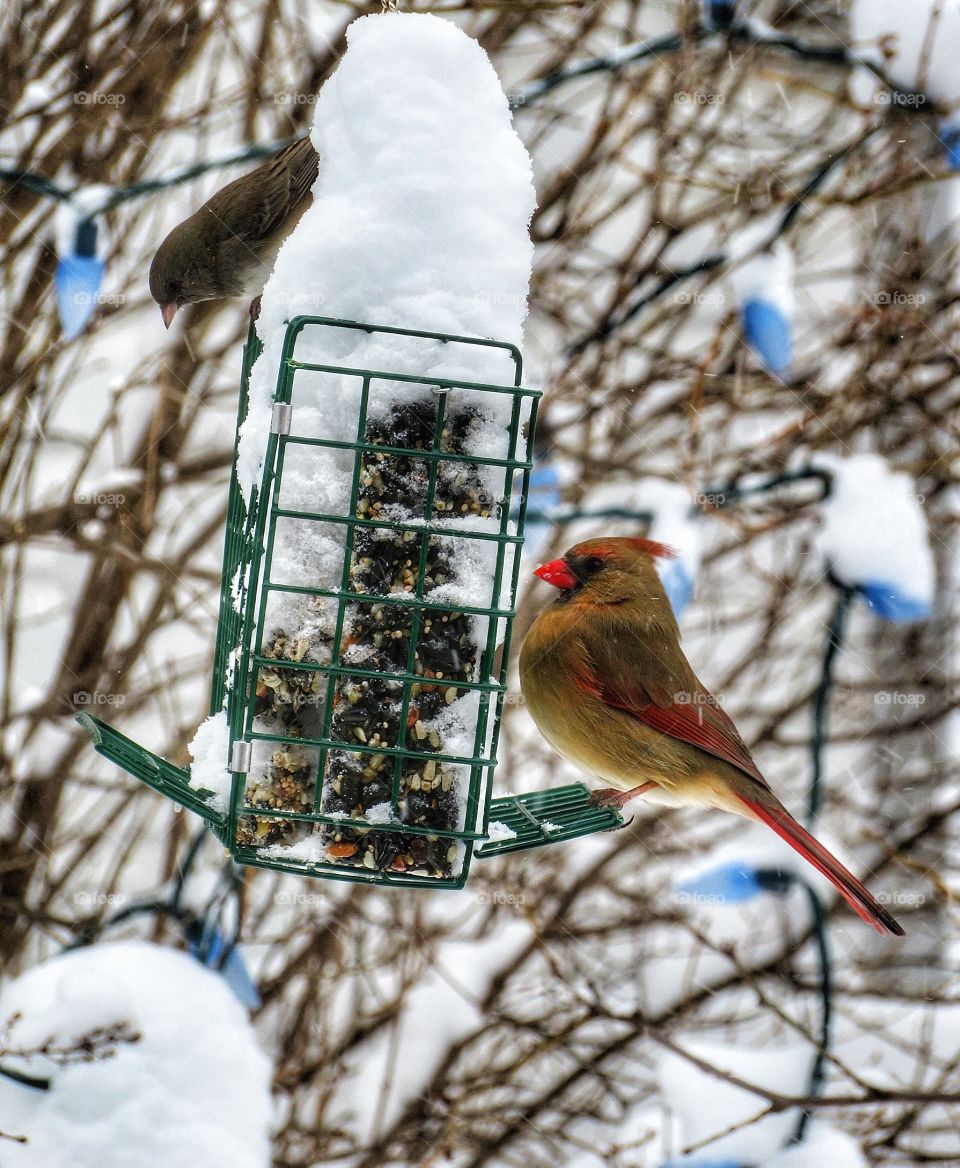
78;317;623;887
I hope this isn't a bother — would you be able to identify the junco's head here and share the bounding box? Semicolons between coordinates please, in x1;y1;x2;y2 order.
149;229;225;327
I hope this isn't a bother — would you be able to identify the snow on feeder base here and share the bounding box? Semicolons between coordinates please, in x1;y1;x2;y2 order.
78;318;623;889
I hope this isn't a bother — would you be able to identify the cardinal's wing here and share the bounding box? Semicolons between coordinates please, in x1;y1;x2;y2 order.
577;614;768;788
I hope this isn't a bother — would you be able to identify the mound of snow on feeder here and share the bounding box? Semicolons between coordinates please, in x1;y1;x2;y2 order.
238;10;535;495
658;1039;814;1163
0;941;272;1168
814;453;934;621
486;820;517;841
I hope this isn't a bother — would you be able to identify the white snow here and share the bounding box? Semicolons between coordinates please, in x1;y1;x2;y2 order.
53;186;113;256
364;800;396;824
187;708;232;811
729;239;794;316
0;941;273;1168
763;1121;867;1168
486;820;517;841
849;1;960;109
238;11;535;498
643;479;702;614
261;834;327;866
644;481;701;570
74;468;143;498
658;1039;814;1163
814;453;934;603
19;78;56;112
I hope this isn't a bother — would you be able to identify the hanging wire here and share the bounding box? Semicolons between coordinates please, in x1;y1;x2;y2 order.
0;137;298;223
61;825;251;999
62;824;213;952
97;140;297;211
509;18;928;113
519;505;655;526
0;1063;51;1092
510;29;698;109
697;466;834;511
808;579;856;825
0;168;72;201
0;827;248;1094
795;879;833;1142
184;849;245;968
516;463;835;540
754;868;833;1144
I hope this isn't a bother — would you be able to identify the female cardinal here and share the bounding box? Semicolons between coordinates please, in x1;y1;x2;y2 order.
519;536;904;936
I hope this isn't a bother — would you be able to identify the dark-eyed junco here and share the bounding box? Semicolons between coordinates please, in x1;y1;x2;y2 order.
149;135;320;327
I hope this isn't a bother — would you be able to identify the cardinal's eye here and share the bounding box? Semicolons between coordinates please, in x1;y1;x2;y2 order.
584;556;605;574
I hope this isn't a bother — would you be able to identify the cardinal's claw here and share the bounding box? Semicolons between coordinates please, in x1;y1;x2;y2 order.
589;787;629;809
589;781;655;810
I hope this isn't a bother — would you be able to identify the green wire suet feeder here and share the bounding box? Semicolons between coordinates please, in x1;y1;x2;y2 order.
78;317;624;888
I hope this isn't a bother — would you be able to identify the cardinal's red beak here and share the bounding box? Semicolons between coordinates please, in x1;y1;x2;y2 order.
534;558;578;590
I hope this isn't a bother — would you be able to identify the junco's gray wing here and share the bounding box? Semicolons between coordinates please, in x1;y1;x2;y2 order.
206;136;319;244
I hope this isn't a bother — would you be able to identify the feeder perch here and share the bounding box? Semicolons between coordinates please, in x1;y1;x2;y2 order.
475;783;623;857
78;317;624;888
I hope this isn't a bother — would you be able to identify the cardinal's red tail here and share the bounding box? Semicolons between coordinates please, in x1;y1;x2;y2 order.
736;795;904;937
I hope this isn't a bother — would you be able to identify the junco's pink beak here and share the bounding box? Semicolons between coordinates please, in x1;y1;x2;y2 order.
160;302;178;329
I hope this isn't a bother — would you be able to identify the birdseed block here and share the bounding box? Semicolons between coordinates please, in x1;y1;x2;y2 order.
226;318;535;886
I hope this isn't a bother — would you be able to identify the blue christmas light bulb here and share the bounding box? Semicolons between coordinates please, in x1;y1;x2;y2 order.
741;297;791;376
677;862;765;905
658;556;695;620
55;216;104;340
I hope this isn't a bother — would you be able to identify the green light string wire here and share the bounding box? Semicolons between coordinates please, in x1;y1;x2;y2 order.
756;867;834;1146
0;137;297;226
510;18;930;111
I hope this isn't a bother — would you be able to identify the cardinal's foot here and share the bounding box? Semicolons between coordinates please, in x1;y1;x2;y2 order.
589;782;655;810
